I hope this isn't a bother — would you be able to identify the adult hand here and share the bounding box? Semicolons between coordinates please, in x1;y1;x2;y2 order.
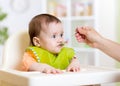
75;26;102;48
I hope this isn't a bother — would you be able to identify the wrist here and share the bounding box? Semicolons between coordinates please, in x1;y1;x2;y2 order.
95;36;106;49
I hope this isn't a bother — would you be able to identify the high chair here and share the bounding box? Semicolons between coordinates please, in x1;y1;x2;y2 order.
0;30;120;86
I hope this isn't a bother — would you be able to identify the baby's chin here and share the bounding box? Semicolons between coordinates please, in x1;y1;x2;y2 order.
52;50;61;54
51;49;62;54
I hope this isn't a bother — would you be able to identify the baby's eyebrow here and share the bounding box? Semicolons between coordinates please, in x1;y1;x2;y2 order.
52;32;57;35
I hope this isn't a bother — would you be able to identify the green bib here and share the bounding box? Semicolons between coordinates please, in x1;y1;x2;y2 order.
26;47;75;70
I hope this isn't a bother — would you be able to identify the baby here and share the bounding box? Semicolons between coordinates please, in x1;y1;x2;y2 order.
22;14;80;74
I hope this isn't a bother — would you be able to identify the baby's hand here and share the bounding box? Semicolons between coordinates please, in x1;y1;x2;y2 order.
66;57;80;72
40;64;63;74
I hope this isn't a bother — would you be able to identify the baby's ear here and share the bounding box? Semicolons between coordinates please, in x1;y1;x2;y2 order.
33;37;41;47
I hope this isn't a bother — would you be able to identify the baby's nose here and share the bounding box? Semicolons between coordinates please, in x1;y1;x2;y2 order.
58;37;64;42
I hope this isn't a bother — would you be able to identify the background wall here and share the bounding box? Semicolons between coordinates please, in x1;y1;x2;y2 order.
97;0;117;68
0;0;43;35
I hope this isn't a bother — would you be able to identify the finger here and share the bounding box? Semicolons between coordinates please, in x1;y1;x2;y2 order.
51;69;57;74
56;69;63;74
75;33;85;42
76;27;82;32
78;67;80;71
77;37;85;42
67;67;74;72
76;67;80;72
71;68;75;72
46;70;51;74
76;29;86;40
73;67;78;72
66;67;71;72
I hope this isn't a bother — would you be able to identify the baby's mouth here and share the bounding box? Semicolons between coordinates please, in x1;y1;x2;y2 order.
58;43;65;47
59;44;64;46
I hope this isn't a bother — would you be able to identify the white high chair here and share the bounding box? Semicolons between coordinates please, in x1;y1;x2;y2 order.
2;30;30;70
0;30;120;86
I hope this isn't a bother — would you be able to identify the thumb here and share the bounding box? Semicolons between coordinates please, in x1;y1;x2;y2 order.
77;27;87;35
76;27;86;39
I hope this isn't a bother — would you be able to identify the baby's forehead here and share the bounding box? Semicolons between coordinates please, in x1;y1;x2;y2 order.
43;22;62;29
41;26;63;35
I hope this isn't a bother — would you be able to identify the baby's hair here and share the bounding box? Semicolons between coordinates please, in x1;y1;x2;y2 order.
29;14;61;45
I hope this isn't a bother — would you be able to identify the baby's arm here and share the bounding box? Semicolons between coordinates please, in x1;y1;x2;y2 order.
29;62;63;74
66;57;80;72
22;52;63;74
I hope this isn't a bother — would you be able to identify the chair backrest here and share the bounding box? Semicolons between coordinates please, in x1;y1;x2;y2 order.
2;30;30;70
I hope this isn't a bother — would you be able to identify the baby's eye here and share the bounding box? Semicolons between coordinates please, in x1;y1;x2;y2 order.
60;33;63;37
52;35;56;38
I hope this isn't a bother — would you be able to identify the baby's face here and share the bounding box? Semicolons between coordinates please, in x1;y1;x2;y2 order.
38;22;65;54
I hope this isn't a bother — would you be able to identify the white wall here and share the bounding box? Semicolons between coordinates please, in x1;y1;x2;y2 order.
97;0;117;67
0;0;43;35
